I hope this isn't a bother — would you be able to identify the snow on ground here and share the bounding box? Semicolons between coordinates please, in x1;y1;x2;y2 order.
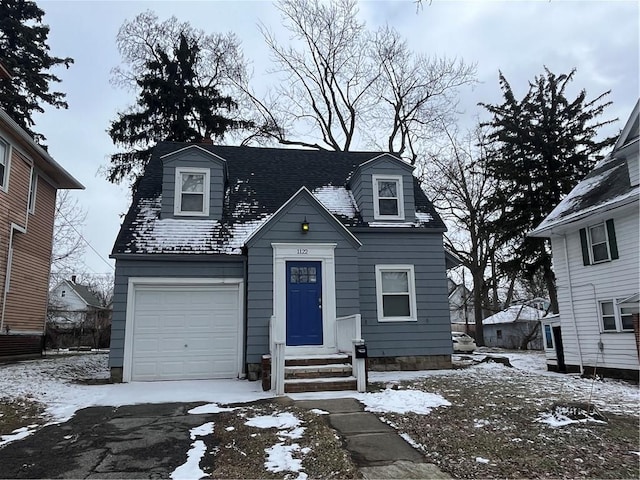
244;411;309;478
170;422;215;480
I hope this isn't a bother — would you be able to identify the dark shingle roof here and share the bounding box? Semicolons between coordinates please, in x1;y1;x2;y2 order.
112;143;445;256
67;281;103;308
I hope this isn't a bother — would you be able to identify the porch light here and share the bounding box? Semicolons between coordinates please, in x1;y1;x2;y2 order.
301;217;310;233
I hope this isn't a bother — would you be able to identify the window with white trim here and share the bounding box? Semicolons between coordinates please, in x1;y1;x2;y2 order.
174;167;210;216
599;300;634;332
580;220;618;265
28;168;37;213
544;324;554;349
372;175;404;220
588;223;610;262
0;137;9;190
375;265;417;321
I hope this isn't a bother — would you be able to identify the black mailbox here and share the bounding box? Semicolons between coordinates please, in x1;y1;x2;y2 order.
355;344;367;359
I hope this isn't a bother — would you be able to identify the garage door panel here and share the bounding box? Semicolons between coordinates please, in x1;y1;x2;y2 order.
129;283;241;381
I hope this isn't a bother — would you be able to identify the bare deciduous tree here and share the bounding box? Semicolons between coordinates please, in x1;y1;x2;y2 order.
427;126;501;345
50;190;86;287
240;0;476;160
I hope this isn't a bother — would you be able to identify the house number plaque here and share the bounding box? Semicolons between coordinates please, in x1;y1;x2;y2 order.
297;248;309;254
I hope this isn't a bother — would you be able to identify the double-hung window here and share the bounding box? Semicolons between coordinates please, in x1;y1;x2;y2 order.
372;175;404;220
0;137;9;190
375;265;417;321
174;167;210;216
28;168;37;213
580;220;618;265
599;299;634;332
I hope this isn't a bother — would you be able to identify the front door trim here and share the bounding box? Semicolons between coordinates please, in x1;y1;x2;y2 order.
272;243;337;355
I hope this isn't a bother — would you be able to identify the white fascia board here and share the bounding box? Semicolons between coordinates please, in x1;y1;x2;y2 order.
613;99;639;151
244;186;362;248
357;153;414;171
159;144;228;164
529;188;639;237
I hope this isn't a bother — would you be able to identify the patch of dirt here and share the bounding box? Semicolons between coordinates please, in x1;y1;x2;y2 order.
199;402;360;479
0;396;45;437
372;366;639;479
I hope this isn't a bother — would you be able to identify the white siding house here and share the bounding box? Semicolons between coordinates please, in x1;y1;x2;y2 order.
530;100;640;380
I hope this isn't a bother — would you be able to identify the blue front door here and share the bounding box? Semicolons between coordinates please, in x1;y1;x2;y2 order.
286;261;323;346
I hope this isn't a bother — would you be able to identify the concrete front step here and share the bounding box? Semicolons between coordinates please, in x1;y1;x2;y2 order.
285;363;353;379
284;376;357;393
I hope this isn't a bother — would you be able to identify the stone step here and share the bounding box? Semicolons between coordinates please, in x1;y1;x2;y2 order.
284;376;357;393
285;363;353;379
285;354;351;367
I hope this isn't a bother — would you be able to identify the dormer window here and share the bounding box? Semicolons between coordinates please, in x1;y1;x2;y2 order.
174;167;210;216
373;174;404;220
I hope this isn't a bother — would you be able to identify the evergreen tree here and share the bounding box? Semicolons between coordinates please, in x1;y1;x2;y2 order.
108;13;252;185
480;67;616;313
0;0;73;142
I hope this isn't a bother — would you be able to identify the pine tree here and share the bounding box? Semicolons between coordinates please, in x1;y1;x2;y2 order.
0;0;73;142
480;67;616;312
108;31;251;184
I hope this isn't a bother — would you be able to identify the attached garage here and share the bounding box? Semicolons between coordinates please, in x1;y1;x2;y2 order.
123;279;244;382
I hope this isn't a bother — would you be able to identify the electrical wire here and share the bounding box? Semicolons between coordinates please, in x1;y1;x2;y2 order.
54;206;115;272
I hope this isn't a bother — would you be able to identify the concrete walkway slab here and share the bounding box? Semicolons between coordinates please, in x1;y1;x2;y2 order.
293;396;451;479
360;460;452;479
346;432;426;463
328;411;393;435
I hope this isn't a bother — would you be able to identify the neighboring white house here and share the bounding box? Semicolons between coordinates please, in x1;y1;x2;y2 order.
448;278;475;333
482;304;546;350
529;100;640;380
48;277;106;327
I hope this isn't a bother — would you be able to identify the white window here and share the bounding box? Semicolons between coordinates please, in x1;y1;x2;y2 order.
28;168;37;213
375;265;417;322
373;175;404;220
599;300;634;332
588;223;610;263
0;137;9;190
174;167;210;216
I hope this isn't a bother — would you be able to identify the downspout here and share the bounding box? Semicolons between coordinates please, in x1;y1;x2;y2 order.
562;234;584;374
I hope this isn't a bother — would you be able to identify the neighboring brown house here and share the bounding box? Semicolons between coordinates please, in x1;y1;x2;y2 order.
0;108;83;358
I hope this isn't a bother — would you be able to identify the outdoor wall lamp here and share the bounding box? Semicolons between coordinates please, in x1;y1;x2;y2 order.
301;217;310;233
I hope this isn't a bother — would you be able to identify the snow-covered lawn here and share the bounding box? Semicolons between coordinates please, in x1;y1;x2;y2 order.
1;350;638;479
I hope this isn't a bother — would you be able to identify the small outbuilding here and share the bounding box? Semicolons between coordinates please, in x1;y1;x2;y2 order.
482;304;546;350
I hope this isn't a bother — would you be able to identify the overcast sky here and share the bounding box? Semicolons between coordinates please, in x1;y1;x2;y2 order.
30;0;639;276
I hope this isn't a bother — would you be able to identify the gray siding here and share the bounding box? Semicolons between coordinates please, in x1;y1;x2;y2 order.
352;158;416;223
109;257;244;368
357;231;451;357
161;149;226;220
246;195;360;364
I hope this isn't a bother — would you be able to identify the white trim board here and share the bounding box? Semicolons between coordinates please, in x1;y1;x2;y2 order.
271;243;337;356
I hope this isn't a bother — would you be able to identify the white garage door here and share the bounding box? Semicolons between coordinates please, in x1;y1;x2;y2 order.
128;283;242;381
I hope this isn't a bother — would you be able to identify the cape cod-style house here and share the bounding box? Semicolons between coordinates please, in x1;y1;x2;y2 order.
109;142;456;392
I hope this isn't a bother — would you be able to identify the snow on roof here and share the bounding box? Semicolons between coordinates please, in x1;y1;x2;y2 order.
312;185;357;218
534;161;630;232
125;196;274;255
483;305;546;325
